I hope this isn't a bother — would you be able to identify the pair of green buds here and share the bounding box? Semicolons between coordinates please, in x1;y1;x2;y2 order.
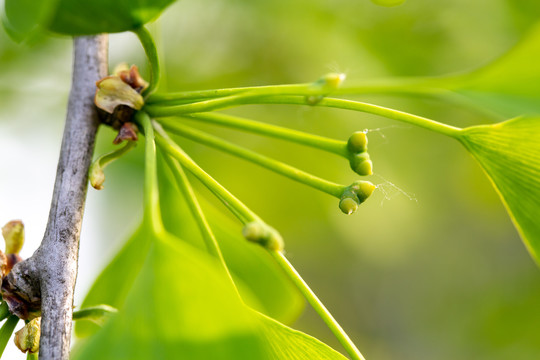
347;131;373;176
340;132;376;215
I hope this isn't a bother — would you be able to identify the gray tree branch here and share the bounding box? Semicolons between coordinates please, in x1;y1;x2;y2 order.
2;35;108;360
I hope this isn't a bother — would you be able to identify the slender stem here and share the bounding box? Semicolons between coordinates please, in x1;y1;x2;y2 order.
146;94;461;138
162;155;239;293
89;141;137;189
159;121;345;197
27;352;39;360
72;305;118;326
92;141;136;168
153;122;262;224
249;96;462;137
0;315;19;356
162;156;222;258
0;302;10;322
137;112;165;234
170;112;349;157
147;83;311;104
146;74;458;105
271;252;365;360
133;26;160;97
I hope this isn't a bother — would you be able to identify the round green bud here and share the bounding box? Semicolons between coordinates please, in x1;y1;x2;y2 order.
351;180;377;203
349;152;373;176
322;73;346;90
242;222;284;251
347;131;368;153
371;0;406;7
339;197;359;215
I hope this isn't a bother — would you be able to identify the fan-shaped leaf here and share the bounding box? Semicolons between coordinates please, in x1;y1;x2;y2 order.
157;157;304;325
75;225;152;337
3;0;176;41
447;23;540;117
458;116;540;263
73;233;348;360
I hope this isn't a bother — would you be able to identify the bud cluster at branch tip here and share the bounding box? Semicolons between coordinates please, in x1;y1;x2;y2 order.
94;63;149;145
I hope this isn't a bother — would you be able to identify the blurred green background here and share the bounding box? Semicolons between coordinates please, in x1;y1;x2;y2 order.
1;0;539;359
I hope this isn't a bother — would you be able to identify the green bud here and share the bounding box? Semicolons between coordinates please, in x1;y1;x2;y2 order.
347;131;368;153
371;0;406;7
339;181;376;214
339;197;358;215
349;152;373;176
242;222;284;251
351;180;377;203
2;220;24;255
14;317;40;354
321;73;346;91
310;73;346;92
89;161;105;190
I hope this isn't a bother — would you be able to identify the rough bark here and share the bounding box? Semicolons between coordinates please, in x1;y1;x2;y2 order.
2;35;108;360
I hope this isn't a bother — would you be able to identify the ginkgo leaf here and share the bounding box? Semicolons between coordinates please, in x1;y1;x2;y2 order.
256;312;348;360
3;0;176;41
443;22;540;117
157;157;305;325
75;225;153;337
72;232;348;360
457;116;540;263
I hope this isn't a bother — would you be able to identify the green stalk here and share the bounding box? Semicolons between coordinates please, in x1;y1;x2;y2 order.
27;352;38;360
147;83;310;105
73;305;118;327
153;121;261;225
146;75;457;105
162;155;224;258
170;112;348;157
159;121;345;197
271;251;365;360
133;26;160;97
0;315;19;356
137;111;165;235
245;96;462;138
146;94;461;138
0;303;10;322
162;155;239;293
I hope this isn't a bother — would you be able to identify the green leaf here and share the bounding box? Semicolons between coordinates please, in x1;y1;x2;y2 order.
3;0;176;40
75;225;152;337
458;116;540;263
73;233;348;360
2;0;57;42
47;0;176;35
256;313;348;359
73;235;267;359
447;22;540;117
157;157;305;324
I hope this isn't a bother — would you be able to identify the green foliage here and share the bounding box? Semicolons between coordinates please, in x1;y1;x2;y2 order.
447;23;540;118
73;228;347;360
2;0;176;41
458;117;540;263
157;160;305;324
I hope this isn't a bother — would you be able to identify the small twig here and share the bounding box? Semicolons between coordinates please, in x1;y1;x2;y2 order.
3;35;108;360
